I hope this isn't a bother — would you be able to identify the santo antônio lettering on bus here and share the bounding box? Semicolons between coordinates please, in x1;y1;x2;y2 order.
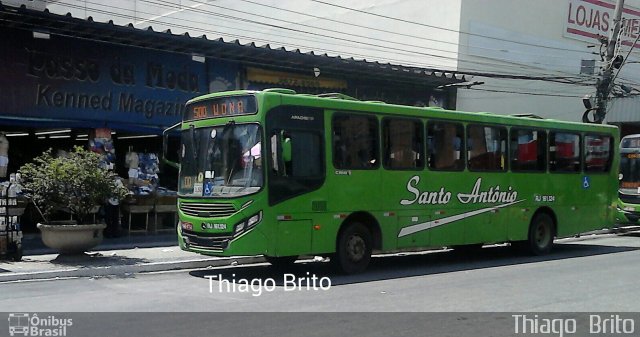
400;176;518;206
185;95;258;120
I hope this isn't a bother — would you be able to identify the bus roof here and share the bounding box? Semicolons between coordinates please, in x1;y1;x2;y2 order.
187;89;619;133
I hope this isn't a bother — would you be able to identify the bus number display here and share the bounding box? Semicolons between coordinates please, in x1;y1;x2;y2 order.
185;95;257;120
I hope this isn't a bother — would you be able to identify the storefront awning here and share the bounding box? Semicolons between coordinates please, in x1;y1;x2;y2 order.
0;115;167;135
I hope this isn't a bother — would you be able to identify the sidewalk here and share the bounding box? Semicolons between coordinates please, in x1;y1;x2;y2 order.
0;233;265;282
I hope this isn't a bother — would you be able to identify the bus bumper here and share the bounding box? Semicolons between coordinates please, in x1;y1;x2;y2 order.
616;202;640;225
177;225;269;257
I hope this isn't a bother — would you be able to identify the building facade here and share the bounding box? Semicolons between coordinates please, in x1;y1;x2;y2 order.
26;0;640;124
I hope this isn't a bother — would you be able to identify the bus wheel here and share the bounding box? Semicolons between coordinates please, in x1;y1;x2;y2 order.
265;256;297;268
334;222;372;274
527;213;555;255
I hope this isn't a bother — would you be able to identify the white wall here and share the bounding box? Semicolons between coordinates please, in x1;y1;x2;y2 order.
456;0;640;121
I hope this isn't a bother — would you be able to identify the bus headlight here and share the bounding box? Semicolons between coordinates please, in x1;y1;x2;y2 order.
233;211;262;237
247;211;262;228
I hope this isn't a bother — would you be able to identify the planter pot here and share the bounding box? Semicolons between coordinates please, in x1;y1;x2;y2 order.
37;222;107;254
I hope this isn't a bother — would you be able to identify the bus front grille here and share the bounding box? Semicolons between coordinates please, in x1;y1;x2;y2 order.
179;202;236;218
182;230;233;249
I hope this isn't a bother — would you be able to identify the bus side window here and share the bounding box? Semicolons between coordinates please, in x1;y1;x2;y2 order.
382;117;424;170
584;134;612;173
510;129;546;172
427;121;464;171
332;114;379;169
549;132;581;172
467;124;507;171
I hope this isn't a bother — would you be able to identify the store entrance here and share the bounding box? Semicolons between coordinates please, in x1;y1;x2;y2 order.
2;127;179;234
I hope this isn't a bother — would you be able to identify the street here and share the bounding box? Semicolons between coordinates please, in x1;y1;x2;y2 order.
1;232;640;312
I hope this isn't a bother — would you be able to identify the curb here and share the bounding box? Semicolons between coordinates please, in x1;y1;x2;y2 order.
0;256;266;282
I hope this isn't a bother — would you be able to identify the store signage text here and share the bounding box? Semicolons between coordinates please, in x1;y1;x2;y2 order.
27;49;201;119
565;0;640;47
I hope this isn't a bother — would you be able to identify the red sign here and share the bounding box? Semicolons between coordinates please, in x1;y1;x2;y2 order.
564;0;640;48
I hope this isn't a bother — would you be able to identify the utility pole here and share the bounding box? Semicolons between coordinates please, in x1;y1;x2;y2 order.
588;0;625;124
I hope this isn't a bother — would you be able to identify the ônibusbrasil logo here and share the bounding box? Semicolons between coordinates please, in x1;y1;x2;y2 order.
8;313;72;337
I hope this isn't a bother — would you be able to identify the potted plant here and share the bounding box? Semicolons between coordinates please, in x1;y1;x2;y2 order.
19;146;129;254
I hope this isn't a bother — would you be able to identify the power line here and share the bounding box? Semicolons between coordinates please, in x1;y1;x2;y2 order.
309;0;594;54
133;0;600;82
238;0;593;63
466;87;586;98
138;0;587;78
42;0;595;81
7;0;598;90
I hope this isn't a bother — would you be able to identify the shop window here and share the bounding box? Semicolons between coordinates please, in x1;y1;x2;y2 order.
467;124;507;171
427;121;464;171
382;118;424;170
549;132;581;172
584;134;612;173
332;114;379;170
510;129;546;172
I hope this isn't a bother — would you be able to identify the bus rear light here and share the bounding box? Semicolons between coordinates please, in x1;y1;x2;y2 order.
313;225;321;230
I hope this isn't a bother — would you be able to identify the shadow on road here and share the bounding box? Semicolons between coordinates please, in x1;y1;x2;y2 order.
189;241;639;286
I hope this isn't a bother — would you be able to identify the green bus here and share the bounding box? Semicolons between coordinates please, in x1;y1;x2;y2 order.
617;134;640;224
165;88;619;273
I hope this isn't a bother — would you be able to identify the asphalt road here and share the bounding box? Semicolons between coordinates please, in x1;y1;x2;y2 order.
1;232;639;336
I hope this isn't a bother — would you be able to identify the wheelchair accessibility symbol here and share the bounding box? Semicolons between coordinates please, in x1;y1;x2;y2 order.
204;181;213;196
582;176;591;189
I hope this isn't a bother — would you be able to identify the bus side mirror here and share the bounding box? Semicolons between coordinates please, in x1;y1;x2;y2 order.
162;122;181;169
270;130;292;176
282;136;292;163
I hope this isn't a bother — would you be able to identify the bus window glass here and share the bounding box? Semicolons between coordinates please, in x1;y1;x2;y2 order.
549;132;581;172
467;125;507;171
382;118;424;170
584;134;612;172
179;123;263;197
620;136;640;190
332;114;379;169
510;129;546;172
427;121;464;171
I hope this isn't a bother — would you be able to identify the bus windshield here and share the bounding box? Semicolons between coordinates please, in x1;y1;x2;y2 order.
620;136;640;190
178;123;263;197
620;152;640;189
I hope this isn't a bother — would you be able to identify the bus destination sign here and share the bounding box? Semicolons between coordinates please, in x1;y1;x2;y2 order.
185;95;257;120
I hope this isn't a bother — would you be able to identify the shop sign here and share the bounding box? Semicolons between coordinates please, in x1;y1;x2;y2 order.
0;28;208;129
564;0;640;48
246;67;347;89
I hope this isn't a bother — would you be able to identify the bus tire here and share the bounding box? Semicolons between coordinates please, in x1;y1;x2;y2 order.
527;213;555;255
334;222;372;274
265;256;297;268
